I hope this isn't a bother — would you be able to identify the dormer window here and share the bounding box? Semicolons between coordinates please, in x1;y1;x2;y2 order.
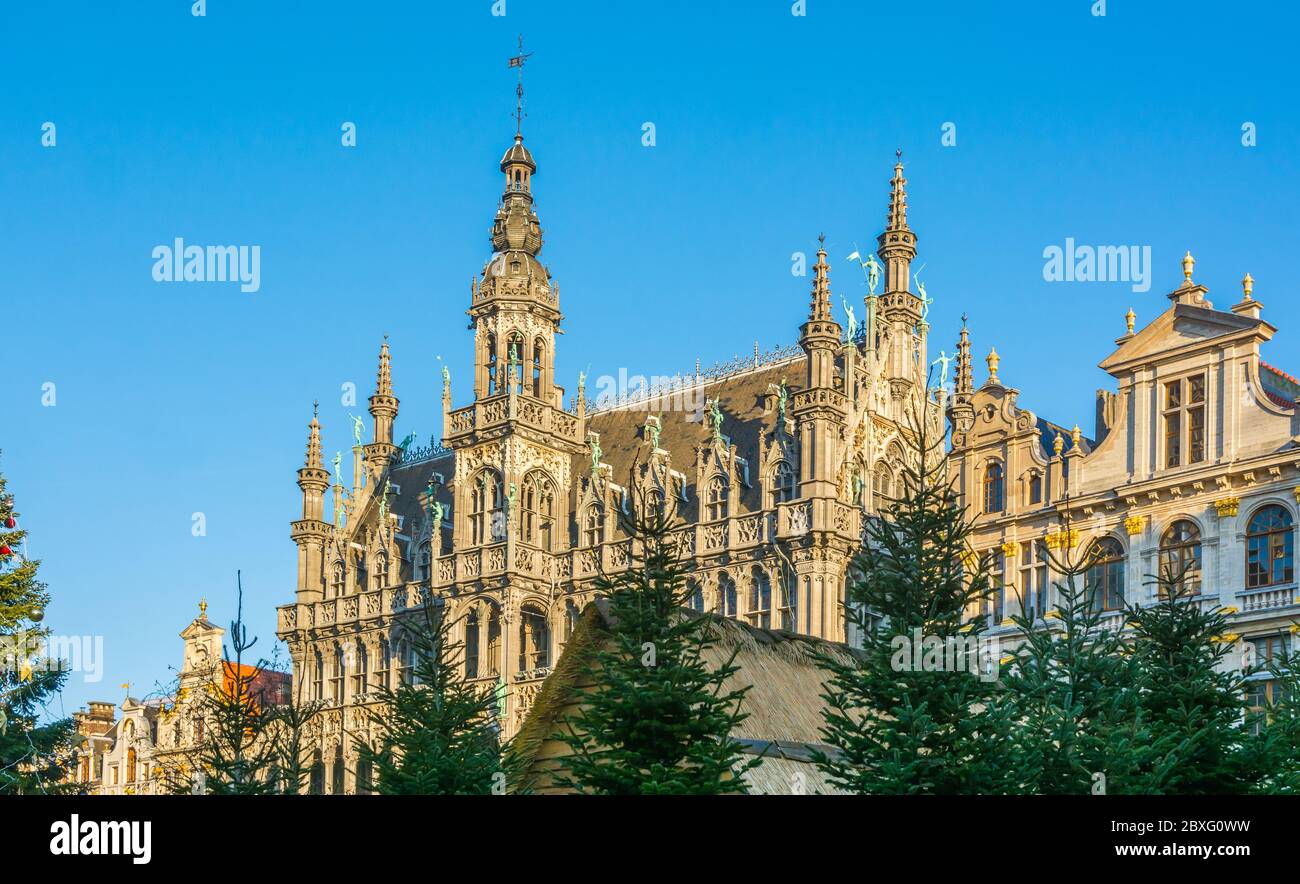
1163;373;1206;468
982;462;1004;514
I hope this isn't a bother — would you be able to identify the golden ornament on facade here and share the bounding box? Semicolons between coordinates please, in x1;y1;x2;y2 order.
1242;272;1254;300
1182;250;1195;285
986;347;1000;382
1292;486;1300;505
1124;307;1135;334
1001;540;1020;557
1123;515;1145;535
1071;424;1082;449
1214;497;1240;517
1052;433;1064;456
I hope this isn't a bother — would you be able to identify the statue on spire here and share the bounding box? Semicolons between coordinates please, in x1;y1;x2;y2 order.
349;414;365;447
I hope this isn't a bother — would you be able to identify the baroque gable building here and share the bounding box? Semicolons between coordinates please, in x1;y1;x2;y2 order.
275;124;944;793
951;254;1300;722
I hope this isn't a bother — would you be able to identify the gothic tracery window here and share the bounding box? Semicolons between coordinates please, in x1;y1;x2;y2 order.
719;573;738;618
583;504;603;547
518;605;550;671
748;567;772;629
771;460;796;507
705;475;729;522
471;469;504;545
522;471;556;549
464;611;480;679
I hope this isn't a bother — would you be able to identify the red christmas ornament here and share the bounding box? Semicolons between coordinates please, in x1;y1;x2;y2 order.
3;517;13;528
0;545;10;557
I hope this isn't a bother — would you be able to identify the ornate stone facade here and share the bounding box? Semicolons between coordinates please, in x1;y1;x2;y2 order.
950;253;1300;716
275;126;943;792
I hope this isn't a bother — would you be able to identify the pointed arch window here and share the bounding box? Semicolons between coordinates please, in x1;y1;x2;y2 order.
373;554;387;591
686;579;705;612
982;462;1005;514
471;469;504;545
872;461;892;508
464;611;480;679
583;504;603;548
532;337;545;398
329;563;344;600
378;638;391;689
417;541;432;580
518;605;550;671
332;645;346;702
354;555;368;596
1247;505;1294;589
485;608;502;677
771;461;796;506
719;573;738;618
522;471;556;549
312;649;325;701
748;567;772;629
352;642;369;695
778;569;797;630
1159;520;1202;597
1085;537;1126;612
706;476;729;522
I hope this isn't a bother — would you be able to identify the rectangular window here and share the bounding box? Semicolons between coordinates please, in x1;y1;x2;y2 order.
1188;405;1205;463
1164;374;1207;469
1165;412;1181;468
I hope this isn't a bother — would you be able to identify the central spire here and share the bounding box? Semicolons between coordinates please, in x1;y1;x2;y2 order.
877;151;917;295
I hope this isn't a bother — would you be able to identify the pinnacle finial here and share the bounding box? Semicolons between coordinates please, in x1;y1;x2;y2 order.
986;346;1000;382
808;238;833;322
199;598;208;617
1182;250;1195;286
375;338;393;397
305;406;323;469
1053;433;1064;456
1071;424;1082;449
1125;307;1136;334
1242;272;1254;300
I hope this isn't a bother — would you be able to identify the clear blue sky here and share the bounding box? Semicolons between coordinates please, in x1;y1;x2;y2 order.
2;1;1297;715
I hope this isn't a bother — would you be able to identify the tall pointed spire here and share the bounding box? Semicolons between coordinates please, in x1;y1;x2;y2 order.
808;234;834;322
367;336;399;460
877;151;918;296
946;314;976;442
304;400;323;469
955;317;973;395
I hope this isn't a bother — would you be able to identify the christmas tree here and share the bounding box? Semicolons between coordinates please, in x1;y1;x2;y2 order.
358;597;506;794
552;500;758;794
1126;568;1270;794
0;461;75;793
1000;529;1164;794
815;396;1014;794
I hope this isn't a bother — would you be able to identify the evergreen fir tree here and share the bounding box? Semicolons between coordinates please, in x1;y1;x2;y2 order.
815;394;1014;794
1126;569;1270;794
358;597;506;795
0;462;75;794
552;500;758;794
1248;642;1300;793
1001;530;1165;794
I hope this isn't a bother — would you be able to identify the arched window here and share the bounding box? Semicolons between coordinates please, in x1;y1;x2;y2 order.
378;638;391;689
309;752;324;795
872;461;892;508
331;744;345;795
356;756;373;795
532;337;545;399
778;569;797;630
352;642;369;695
646;488;667;519
397;639;413;685
583;504;603;547
522;471;555;549
373;554;387;591
417;541;432;580
748;567;772;628
1086;538;1125;612
706;476;729;522
719;573;737;618
771;461;796;506
126;747;136;783
312;649;324;701
354;555;368;595
485;608;501;677
1247;505;1295;589
329;563;344;600
686;580;704;612
1027;472;1043;506
1159;520;1202;597
471;469;504;545
518;606;550;671
983;462;1005;514
332;645;346;701
564;601;580;642
464;611;480;679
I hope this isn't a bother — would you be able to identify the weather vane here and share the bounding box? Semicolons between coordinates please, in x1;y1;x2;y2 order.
509;35;534;135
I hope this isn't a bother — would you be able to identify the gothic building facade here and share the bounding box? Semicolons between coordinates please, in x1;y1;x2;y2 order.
275;127;943;792
950;253;1300;724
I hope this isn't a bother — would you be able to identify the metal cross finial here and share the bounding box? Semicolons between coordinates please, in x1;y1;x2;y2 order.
312;399;319;417
818;232;826;248
508;35;534;136
896;148;903;161
961;312;968;325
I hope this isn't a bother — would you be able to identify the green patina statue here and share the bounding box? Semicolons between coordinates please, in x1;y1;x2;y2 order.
708;397;724;442
348;413;365;447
